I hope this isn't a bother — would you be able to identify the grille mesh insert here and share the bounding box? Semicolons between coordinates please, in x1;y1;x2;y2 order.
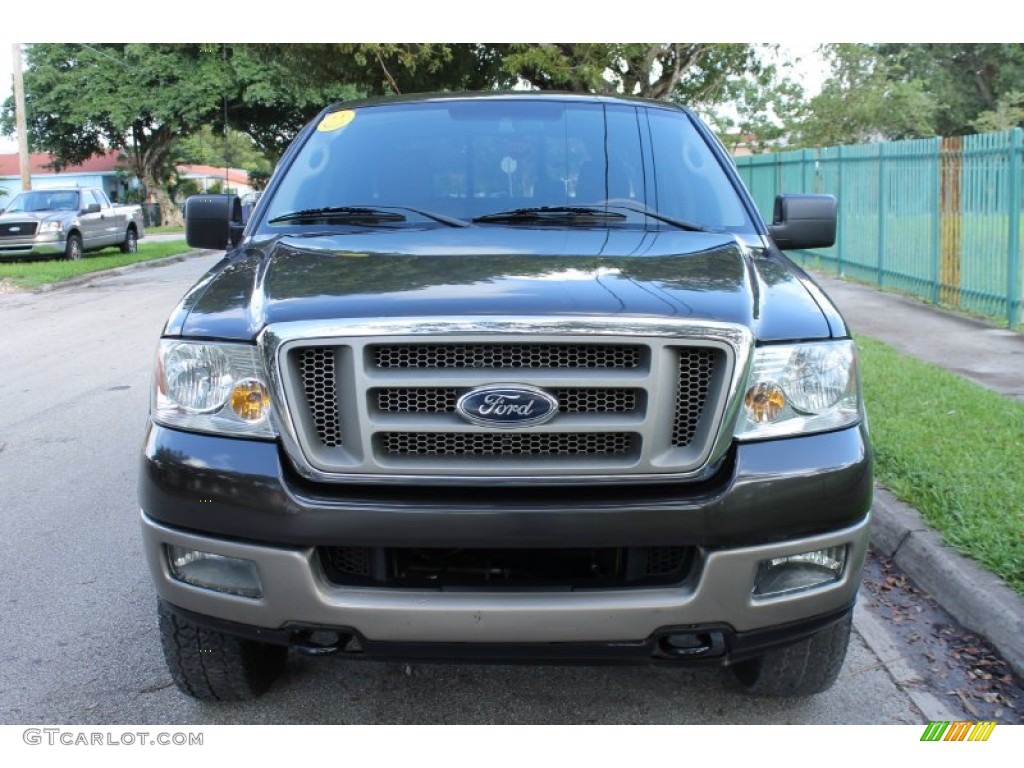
646;546;690;575
321;546;371;578
375;387;638;414
671;349;718;447
299;347;342;447
373;344;642;369
381;432;636;457
319;545;694;588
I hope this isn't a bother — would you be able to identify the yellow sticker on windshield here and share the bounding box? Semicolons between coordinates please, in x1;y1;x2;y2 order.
317;110;356;132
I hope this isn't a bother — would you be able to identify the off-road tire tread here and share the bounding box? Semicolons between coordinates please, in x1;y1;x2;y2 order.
158;602;286;702
727;613;852;697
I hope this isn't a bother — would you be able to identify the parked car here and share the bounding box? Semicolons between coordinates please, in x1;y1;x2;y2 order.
140;92;870;701
0;187;144;260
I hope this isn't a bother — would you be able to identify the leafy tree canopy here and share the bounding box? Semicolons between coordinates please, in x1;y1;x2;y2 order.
878;43;1024;136
1;43;235;224
794;44;936;148
501;43;757;101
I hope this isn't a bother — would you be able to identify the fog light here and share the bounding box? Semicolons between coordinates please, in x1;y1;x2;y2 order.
166;546;262;598
753;546;847;598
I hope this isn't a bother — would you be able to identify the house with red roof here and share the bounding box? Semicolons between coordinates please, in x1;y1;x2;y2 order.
0;152;252;208
176;165;252;195
0;150;131;207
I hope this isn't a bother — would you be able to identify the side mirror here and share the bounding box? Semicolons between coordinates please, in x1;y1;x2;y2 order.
84;203;101;214
185;194;244;250
768;194;837;250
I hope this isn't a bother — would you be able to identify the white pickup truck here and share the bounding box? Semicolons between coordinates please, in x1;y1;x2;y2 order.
0;186;145;260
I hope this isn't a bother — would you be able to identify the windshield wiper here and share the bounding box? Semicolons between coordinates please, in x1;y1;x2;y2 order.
472;206;628;225
388;206;469;228
268;205;469;228
268;206;407;225
600;203;716;233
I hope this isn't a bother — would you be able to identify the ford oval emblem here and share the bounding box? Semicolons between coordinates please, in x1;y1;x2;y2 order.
456;385;559;429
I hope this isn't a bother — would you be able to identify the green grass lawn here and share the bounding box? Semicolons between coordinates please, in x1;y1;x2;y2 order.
857;335;1024;593
146;225;185;234
0;241;195;289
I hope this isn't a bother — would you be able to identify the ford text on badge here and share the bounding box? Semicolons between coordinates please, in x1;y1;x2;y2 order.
456;385;559;428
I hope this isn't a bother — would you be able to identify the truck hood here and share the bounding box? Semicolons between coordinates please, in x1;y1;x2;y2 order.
0;210;69;224
171;227;833;341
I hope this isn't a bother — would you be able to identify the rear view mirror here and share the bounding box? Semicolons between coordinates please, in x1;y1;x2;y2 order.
84;203;101;214
768;194;837;250
185;195;244;250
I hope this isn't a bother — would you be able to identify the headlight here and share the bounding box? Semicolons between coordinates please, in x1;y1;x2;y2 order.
38;221;63;233
153;340;276;438
734;340;861;440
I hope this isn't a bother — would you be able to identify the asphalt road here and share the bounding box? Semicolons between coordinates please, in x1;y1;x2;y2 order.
0;254;939;724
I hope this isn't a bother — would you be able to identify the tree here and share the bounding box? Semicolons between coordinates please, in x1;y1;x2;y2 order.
879;44;1024;135
226;44;507;160
175;126;272;175
699;49;808;153
0;44;234;225
501;44;757;101
971;91;1024;132
795;44;936;148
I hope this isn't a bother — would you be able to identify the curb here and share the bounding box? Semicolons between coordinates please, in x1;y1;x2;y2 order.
869;485;1024;678
32;248;216;293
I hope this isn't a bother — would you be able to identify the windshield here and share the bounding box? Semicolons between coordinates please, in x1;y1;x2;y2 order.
4;190;80;213
261;99;753;232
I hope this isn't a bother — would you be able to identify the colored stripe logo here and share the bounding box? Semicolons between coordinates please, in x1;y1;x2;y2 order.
921;721;996;741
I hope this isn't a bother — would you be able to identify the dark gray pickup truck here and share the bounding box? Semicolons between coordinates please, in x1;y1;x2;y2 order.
140;92;871;701
0;186;144;260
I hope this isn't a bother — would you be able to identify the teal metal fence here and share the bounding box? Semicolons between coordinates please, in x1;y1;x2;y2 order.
733;128;1024;327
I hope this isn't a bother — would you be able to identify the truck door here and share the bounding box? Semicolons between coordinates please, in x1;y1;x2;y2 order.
70;190;104;249
92;189;120;245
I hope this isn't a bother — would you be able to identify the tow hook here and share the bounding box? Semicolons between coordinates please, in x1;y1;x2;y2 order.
294;630;353;656
657;630;726;659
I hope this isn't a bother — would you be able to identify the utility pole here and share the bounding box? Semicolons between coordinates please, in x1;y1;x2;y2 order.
12;43;31;191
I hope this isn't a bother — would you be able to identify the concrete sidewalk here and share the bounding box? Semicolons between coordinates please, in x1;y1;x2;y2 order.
813;273;1024;400
810;269;1024;677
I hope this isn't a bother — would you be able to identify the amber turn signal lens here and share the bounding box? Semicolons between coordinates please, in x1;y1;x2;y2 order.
744;382;786;423
230;380;271;422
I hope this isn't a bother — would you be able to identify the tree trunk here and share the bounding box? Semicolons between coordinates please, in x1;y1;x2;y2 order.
151;182;183;228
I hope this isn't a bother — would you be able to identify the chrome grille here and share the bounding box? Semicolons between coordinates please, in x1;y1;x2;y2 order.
375;387;639;414
671;348;718;447
299;347;342;447
373;343;642;369
0;221;38;237
272;321;746;482
380;432;636;457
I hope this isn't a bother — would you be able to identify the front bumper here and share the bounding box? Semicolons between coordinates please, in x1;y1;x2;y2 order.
142;512;869;642
140;421;871;648
0;233;64;258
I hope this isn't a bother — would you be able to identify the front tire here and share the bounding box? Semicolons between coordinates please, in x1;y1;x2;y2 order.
64;233;83;261
158;601;287;702
727;613;853;696
119;227;138;253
